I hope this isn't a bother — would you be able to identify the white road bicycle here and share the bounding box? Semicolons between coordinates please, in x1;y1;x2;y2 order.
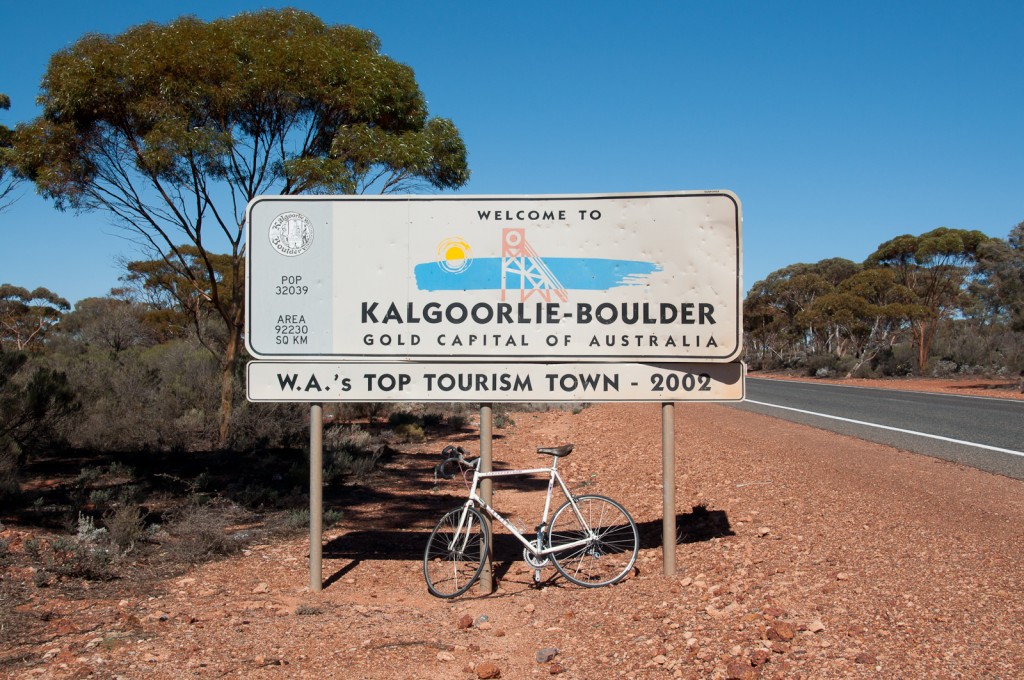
423;444;639;598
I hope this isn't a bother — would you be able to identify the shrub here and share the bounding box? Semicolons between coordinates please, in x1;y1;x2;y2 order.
805;354;839;378
104;505;147;553
46;534;115;580
446;414;469;430
164;500;249;563
393;423;425;442
386;412;419;428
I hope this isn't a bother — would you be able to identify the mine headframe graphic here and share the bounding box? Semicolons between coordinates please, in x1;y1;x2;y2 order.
500;228;569;303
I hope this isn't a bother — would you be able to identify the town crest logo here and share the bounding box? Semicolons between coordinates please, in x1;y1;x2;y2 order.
268;212;314;257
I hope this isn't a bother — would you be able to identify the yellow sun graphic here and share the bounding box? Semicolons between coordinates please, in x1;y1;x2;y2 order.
437;237;473;273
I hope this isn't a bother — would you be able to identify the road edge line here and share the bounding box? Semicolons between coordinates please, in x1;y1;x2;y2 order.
744;399;1024;458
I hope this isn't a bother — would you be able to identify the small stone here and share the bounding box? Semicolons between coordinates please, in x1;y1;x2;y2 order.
252;583;270;594
457;614;474;630
523;603;536;613
751;649;771;666
652;654;668;665
478;622;492;631
807;619;825;633
836;572;850;581
548;662;565;674
766;622;796;642
758;527;770;537
536;647;559;663
680;577;693;587
476;661;501;679
854;652;877;665
437;651;455;662
725;659;758;680
493;629;506;637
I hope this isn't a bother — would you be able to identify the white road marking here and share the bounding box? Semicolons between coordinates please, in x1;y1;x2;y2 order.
744;399;1024;458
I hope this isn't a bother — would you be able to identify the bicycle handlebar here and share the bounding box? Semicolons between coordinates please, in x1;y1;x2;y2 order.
435;445;479;480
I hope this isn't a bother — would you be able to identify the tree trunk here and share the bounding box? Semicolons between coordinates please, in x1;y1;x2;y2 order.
913;318;935;375
217;327;241;449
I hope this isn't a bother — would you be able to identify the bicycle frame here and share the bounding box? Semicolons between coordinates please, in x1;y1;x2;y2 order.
449;455;595;558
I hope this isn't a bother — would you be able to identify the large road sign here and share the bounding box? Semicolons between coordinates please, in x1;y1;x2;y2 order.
245;191;742;362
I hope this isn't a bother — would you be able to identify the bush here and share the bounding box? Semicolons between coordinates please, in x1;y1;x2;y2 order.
164;500;249;563
393;423;425;442
104;505;147;553
0;350;79;488
874;344;916;376
805;354;839;378
446;413;469;430
27;514;118;580
323;426;385;484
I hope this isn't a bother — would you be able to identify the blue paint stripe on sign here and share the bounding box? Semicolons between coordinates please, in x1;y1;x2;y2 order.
414;258;661;291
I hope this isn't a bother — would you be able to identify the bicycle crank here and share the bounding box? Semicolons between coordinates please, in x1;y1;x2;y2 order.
523;546;550;569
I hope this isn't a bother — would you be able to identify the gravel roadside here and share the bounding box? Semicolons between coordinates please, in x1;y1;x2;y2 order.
3;392;1022;679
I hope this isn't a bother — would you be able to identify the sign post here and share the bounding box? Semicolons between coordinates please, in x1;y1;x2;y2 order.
309;404;323;591
244;191;743;587
662;402;676;576
478;404;494;593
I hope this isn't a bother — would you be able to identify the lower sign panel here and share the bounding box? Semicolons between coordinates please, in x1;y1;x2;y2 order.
247;362;745;403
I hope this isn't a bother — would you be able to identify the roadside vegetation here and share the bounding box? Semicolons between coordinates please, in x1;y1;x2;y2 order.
744;224;1024;381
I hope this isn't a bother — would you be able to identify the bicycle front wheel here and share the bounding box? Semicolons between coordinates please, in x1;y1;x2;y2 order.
424;506;490;598
547;495;638;588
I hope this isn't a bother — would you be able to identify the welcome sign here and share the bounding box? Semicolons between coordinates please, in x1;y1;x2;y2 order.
245;192;742;362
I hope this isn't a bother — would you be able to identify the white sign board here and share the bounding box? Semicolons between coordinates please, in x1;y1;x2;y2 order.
245;192;741;362
247;361;745;403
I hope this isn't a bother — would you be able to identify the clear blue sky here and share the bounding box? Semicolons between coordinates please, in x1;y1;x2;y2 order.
2;1;1022;305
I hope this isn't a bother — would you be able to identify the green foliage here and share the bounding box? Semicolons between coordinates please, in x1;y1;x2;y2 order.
12;9;470;445
0;284;70;351
120;247;239;353
867;227;994;371
52;340;219;451
60;296;156;354
972;222;1024;331
30;514;117;580
0;350;79;484
746;226;1018;376
0;92;18;211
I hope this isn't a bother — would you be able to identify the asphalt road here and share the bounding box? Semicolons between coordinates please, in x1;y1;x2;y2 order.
731;378;1024;480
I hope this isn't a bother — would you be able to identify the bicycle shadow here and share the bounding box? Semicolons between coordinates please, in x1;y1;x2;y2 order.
320;505;732;590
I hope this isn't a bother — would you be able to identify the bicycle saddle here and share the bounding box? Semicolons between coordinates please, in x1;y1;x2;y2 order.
537;444;574;457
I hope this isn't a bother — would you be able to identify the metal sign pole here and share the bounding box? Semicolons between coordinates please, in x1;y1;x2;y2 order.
662;402;676;576
310;404;324;592
478;403;494;594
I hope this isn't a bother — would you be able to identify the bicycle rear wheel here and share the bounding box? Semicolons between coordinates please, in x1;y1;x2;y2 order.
424;506;490;598
547;495;638;588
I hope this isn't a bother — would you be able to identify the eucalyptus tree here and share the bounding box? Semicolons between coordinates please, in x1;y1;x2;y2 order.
867;227;991;372
0;93;19;211
743;258;860;364
972;222;1024;331
14;10;470;445
797;268;921;375
0;285;71;351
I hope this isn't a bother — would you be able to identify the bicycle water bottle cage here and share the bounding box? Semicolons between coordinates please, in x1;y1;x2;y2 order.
536;444;573;457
